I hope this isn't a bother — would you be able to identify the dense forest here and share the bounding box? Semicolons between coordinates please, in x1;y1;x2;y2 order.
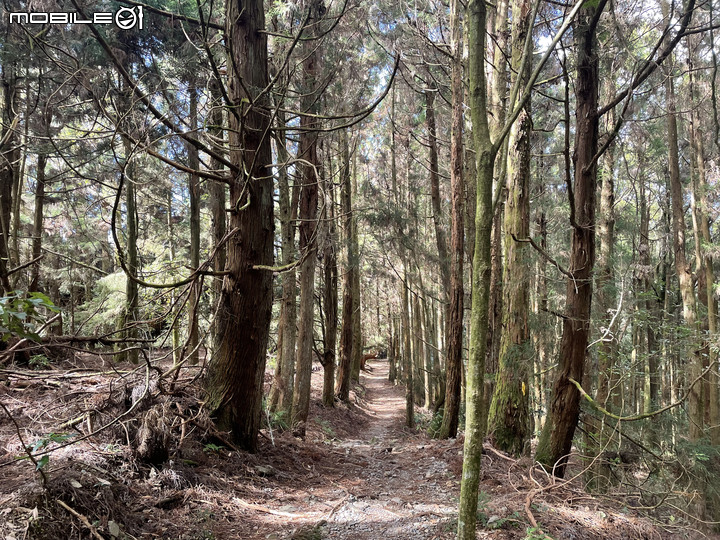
2;0;720;537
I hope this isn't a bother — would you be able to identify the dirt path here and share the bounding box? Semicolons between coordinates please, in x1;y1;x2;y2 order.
312;359;460;540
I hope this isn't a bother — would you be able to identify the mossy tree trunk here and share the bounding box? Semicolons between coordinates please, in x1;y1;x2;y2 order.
487;0;533;457
457;0;494;533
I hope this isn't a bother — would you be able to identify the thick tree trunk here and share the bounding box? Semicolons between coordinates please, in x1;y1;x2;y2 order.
487;0;532;457
205;0;274;452
665;55;702;441
535;2;605;477
689;43;719;444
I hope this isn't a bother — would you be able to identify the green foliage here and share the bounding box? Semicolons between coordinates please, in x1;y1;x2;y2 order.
19;432;74;471
262;398;289;431
475;490;491;525
316;419;336;439
525;527;554;540
427;408;444;438
29;354;51;369
0;291;59;341
202;443;225;454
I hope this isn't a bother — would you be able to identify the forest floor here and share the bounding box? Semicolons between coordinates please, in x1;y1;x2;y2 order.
0;354;714;539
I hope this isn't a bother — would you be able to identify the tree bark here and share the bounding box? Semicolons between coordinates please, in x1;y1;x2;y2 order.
0;61;20;293
292;0;324;433
403;268;414;428
534;1;606;477
438;0;464;437
457;0;495;534
121;134;139;365
208;80;227;354
487;0;532;457
689;39;719;444
321;163;338;407
336;129;354;402
268;113;297;417
187;80;201;365
426;89;450;292
29;153;47;292
205;0;274;452
665;48;702;442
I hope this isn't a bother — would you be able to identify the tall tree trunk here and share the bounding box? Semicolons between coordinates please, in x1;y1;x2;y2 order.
292;0;323;433
414;289;426;406
0;61;19;293
336;130;354;402
438;0;464;436
586;59;617;490
350;165;362;383
187;80;201;365
689;39;719;444
457;0;495;534
403;268;414;428
426;89;450;295
208;80;227;354
487;0;532;457
29;90;51;293
388;309;397;382
268;113;298;416
167;189;181;366
533;201;549;432
535;1;606;477
321;163;338;407
639;178;659;414
205;0;274;452
122;135;139;365
665;48;702;442
29;153;47;292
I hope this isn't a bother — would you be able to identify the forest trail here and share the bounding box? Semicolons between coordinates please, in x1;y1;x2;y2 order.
0;356;697;540
278;358;461;540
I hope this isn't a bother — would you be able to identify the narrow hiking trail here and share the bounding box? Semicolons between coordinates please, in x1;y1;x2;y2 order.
244;357;463;540
317;359;461;539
